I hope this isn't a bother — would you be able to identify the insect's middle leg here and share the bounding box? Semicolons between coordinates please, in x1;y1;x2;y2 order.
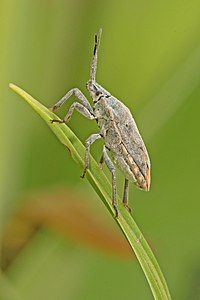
81;133;102;178
123;178;132;213
102;146;118;218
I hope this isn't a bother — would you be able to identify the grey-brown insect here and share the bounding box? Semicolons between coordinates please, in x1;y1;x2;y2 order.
51;29;151;218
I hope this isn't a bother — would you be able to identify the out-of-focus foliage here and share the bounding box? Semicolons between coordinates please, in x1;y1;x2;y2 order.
1;1;200;299
1;188;132;271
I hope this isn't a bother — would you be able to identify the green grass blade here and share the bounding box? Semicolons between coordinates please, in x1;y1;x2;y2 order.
9;83;171;300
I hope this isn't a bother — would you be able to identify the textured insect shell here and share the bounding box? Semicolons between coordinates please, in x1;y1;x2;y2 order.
94;93;151;191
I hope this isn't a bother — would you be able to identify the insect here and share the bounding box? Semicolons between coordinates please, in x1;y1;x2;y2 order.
50;29;151;218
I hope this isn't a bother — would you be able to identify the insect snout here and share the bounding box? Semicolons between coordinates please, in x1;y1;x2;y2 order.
86;80;98;93
87;81;103;100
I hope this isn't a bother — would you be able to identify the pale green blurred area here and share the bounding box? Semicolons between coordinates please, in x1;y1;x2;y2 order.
1;0;200;299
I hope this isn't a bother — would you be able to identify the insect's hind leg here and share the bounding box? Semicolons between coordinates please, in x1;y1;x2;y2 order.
102;146;118;218
81;133;102;178
123;178;132;213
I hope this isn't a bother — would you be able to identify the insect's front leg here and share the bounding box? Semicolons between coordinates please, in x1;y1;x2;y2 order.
123;178;132;213
51;102;96;124
51;88;93;113
102;145;118;218
81;133;102;178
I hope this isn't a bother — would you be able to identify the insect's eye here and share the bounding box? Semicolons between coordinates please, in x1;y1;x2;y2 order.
96;91;101;96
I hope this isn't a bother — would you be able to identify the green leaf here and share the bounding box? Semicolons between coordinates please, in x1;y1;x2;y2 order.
10;83;171;300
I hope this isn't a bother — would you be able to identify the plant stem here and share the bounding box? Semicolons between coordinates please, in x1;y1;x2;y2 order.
10;83;171;300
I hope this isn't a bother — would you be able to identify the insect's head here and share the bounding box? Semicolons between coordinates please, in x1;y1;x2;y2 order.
86;80;103;102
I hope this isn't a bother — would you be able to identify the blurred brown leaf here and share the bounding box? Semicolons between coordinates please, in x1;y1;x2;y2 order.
1;187;133;271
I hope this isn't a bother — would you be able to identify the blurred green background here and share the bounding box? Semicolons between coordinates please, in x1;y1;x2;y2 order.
1;0;200;299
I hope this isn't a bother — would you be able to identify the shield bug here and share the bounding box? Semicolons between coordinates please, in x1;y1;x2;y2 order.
50;29;151;218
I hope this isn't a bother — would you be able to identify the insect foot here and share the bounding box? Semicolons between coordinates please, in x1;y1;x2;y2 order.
80;170;86;179
123;204;132;214
113;205;119;219
50;119;65;124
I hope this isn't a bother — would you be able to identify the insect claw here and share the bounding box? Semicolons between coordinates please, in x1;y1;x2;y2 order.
99;162;103;170
123;204;132;214
50;119;64;124
113;205;119;219
80;171;86;179
49;105;57;112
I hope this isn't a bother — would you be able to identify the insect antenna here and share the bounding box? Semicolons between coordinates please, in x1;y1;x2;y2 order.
90;28;102;82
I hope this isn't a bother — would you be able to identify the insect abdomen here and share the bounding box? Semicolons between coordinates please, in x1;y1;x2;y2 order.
112;142;150;191
97;94;151;191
